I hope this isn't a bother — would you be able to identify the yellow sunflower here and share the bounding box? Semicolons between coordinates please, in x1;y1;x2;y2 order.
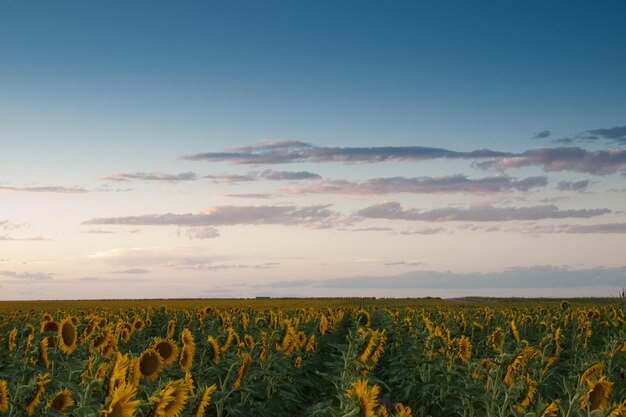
0;380;9;412
206;336;220;365
179;345;194;372
139;348;164;380
58;317;77;354
581;376;612;411
194;385;217;417
101;382;140;417
150;379;188;417
48;389;75;413
153;338;179;366
345;378;379;417
233;353;252;389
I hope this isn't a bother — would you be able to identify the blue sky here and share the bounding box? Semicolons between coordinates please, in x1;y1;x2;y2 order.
1;1;626;299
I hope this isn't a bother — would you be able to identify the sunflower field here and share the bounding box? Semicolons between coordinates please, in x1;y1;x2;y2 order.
0;298;625;417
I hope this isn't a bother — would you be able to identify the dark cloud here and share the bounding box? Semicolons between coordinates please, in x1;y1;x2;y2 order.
181;140;512;165
0;270;54;280
205;169;321;184
100;171;197;183
532;130;551;139
556;180;590;191
0;185;88;193
83;204;338;227
398;227;447;235
552;125;626;145
261;265;626;289
477;147;626;175
281;175;547;195
182;140;626;175
356;201;610;222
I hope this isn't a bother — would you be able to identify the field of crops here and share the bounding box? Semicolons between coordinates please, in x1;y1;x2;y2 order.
0;298;624;417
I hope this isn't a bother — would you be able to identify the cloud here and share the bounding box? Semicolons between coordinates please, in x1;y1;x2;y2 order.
99;171;197;183
356;201;610;222
260;265;626;289
476;147;626;175
213;194;273;200
588;125;626;144
0;270;54;280
181;140;512;165
556;180;590;191
112;268;151;274
166;257;279;271
529;223;626;234
0;220;28;231
532;130;551;139
83;204;339;227
281;175;547;195
398;227;447;235
87;247;204;266
184;227;221;240
554;125;626;145
340;227;394;232
82;228;115;234
0;235;49;241
384;261;424;267
0;185;88;193
205;169;321;184
181;140;626;175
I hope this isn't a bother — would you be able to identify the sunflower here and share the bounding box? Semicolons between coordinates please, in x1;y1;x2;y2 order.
107;352;130;397
48;389;75;413
260;331;269;362
39;338;50;369
139;348;164;380
206;336;220;365
58;317;77;354
579;363;603;386
233;353;252;389
194;385;217;417
179;345;194;372
41;320;59;347
345;378;379;417
153;338;179;366
132;318;144;331
538;401;560;417
23;373;51;417
489;328;504;353
181;328;194;347
166;320;176;339
6;328;17;352
318;315;328;335
453;336;471;363
0;380;9;412
244;335;254;349
581;376;612;411
101;382;140;417
394;403;412;417
127;357;141;388
150;379;188;417
504;347;538;386
517;375;538;409
510;320;520;343
605;402;626;417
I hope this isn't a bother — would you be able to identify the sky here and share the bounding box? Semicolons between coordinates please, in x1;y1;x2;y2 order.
1;0;626;300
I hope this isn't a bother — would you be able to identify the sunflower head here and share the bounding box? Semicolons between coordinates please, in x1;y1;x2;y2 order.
149;379;188;417
48;389;75;413
139;348;164;380
101;382;140;417
58;317;77;354
0;380;9;412
153;338;179;366
179;345;194;372
194;385;217;417
582;376;613;411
